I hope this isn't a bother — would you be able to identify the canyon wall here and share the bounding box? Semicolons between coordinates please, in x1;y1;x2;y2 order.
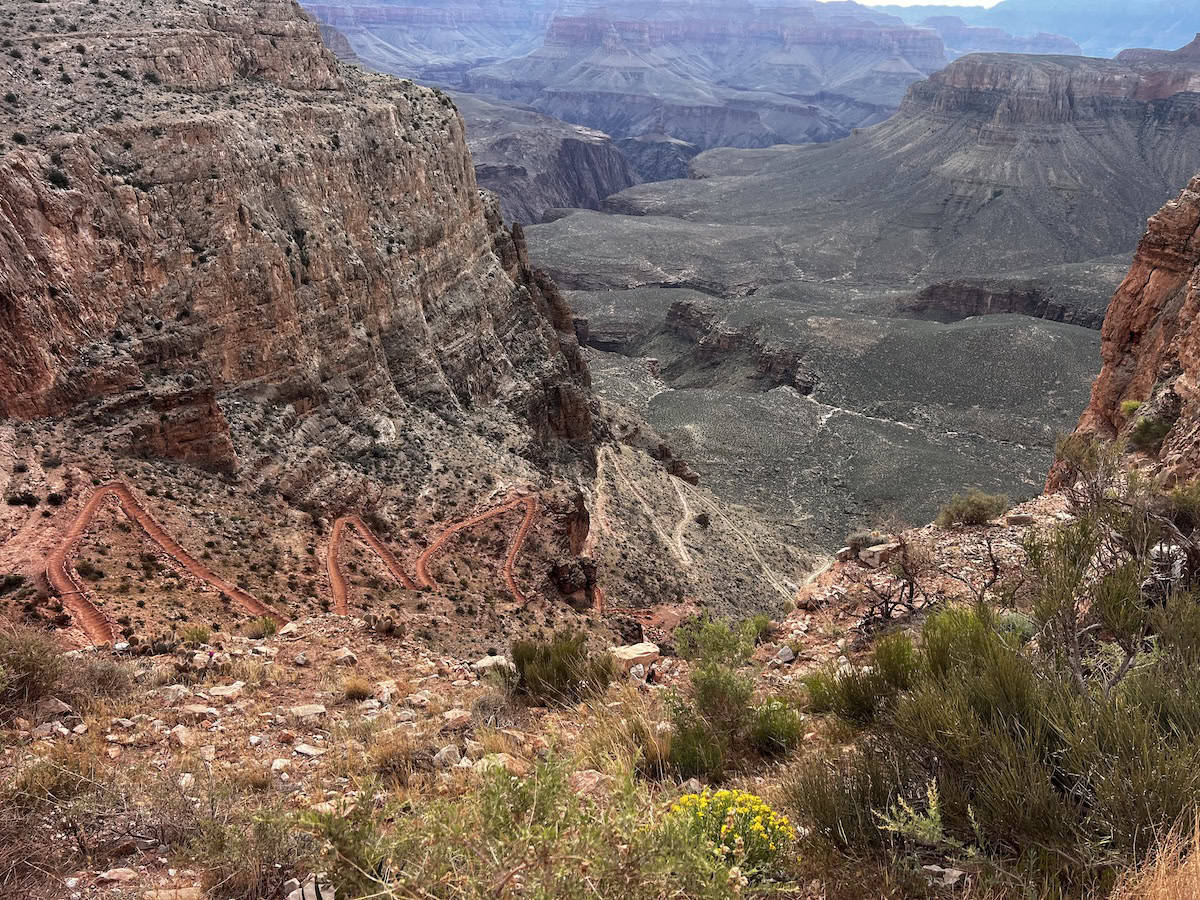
0;0;590;471
1071;175;1200;479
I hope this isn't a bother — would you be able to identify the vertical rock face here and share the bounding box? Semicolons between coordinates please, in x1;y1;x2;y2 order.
0;0;590;469
1070;175;1200;478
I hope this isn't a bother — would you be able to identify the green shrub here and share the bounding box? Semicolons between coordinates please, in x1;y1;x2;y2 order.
669;719;726;781
748;699;803;756
935;488;1009;526
674;615;756;664
178;624;211;647
1120;399;1144;418
802;665;894;726
508;631;613;706
243;616;277;639
691;662;754;736
0;624;64;707
1130;415;1173;452
667;788;796;878
784;749;904;852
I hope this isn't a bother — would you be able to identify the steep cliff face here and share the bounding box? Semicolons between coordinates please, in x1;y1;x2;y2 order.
451;93;639;225
0;0;590;471
1071;175;1200;478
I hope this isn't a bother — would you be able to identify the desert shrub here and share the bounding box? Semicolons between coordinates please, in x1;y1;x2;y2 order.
748;698;803;756
691;662;754;735
370;733;416;786
342;675;371;702
802;664;893;726
4;491;38;507
0;574;26;595
846;529;888;552
784;748;905;852
668;719;726;781
1120;399;1144;418
872;632;919;691
6;743;98;813
301;761;736;899
0;624;64;707
1131;415;1174;452
508;630;613;706
243;616;277;639
666;788;796;878
674;614;757;664
935;488;1009;526
185;798;314;899
45;167;69;189
178;624;210;646
791;572;1200;890
69;655;132;702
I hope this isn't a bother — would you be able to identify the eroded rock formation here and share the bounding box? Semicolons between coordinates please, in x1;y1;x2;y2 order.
1070;175;1200;479
0;0;589;470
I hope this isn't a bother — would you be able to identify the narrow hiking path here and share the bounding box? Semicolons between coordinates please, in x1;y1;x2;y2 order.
605;447;691;567
415;496;538;606
47;483;286;646
327;514;418;615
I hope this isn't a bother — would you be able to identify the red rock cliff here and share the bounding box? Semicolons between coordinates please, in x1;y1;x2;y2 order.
1069;174;1200;478
0;0;590;470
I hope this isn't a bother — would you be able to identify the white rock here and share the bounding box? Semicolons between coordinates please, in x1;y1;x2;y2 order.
609;642;660;674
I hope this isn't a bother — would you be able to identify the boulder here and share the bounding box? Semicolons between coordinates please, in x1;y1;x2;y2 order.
610;642;660;674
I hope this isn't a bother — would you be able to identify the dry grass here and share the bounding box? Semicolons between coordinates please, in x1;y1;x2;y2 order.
342;675;371;702
1113;817;1200;900
575;685;672;777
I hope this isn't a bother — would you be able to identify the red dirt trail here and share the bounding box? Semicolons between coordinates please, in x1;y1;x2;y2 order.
46;483;286;646
327;513;419;615
415;496;538;605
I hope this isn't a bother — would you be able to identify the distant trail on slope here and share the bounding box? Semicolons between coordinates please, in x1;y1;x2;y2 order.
608;449;691;567
46;483;286;646
327;513;417;615
679;481;798;603
415;496;538;605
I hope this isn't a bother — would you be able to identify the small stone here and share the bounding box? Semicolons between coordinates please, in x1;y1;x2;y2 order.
272;758;291;773
289;704;326;720
629;663;646;682
861;542;901;568
72;723;88;735
278;622;299;636
405;691;431;708
293;652;309;667
568;769;613;799
433;745;461;767
472;655;515;675
178;704;219;723
332;647;357;666
97;867;138;884
158;685;191;705
774;646;796;665
442;708;472;730
178;773;195;790
294;743;327;758
681;778;702;794
35;697;72;719
1005;513;1035;526
475;753;529;777
170;725;197;748
142;888;203;900
209;681;244;701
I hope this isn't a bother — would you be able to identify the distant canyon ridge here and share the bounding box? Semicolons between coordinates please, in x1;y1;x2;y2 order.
302;0;1088;220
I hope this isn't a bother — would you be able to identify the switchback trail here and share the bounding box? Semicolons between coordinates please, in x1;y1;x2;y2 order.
47;483;286;646
327;514;418;615
415;496;538;605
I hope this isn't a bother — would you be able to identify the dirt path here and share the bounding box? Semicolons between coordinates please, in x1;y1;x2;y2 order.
607;448;691;567
327;514;417;615
47;483;286;646
415;496;538;605
679;481;797;602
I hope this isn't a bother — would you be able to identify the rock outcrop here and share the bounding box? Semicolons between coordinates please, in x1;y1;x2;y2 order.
451;93;639;224
919;16;1080;59
1070;175;1200;479
0;0;590;470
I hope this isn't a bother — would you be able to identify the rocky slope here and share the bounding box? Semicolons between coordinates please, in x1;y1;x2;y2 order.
0;0;816;651
451;92;640;224
920;15;1080;59
1069;174;1200;479
461;0;946;152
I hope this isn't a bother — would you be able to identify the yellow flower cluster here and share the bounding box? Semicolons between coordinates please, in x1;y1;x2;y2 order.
670;788;796;875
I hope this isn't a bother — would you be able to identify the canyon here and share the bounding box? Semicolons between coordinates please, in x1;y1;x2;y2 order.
528;40;1200;546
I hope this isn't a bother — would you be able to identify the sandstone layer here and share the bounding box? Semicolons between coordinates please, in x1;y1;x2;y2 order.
1070;174;1200;480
